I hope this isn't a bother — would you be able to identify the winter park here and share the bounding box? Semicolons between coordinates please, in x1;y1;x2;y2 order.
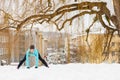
0;0;120;80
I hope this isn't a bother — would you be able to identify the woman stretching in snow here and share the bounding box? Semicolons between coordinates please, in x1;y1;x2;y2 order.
17;45;49;69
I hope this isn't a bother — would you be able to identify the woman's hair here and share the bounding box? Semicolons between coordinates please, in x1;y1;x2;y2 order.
30;45;35;49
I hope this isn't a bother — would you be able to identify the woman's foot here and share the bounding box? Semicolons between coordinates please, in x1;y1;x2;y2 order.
35;66;38;68
27;67;30;69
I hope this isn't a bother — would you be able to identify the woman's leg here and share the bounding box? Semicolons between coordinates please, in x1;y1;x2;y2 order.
17;55;26;69
38;53;49;68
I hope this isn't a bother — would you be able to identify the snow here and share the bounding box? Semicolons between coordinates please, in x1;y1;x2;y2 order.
0;63;120;80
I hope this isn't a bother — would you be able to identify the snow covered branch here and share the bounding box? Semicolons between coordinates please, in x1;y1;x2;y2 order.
14;2;118;32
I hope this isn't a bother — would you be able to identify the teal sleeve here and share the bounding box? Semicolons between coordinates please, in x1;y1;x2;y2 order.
26;49;30;67
34;49;39;67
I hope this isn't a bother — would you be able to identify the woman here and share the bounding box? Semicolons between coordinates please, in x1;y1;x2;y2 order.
17;45;49;69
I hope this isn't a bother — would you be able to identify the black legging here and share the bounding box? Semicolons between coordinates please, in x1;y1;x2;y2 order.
17;53;49;69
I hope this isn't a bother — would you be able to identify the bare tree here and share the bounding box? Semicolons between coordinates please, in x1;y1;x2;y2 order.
0;0;120;62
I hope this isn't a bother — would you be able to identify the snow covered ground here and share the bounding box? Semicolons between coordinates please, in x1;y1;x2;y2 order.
0;63;120;80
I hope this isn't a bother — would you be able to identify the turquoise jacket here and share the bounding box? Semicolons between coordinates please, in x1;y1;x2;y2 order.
26;48;39;67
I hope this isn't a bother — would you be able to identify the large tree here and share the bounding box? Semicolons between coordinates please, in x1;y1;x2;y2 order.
0;0;120;59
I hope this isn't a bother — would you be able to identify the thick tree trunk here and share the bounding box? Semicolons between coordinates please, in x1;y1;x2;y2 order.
113;0;120;30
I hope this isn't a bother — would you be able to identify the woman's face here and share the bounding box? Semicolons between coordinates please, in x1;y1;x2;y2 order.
30;49;34;53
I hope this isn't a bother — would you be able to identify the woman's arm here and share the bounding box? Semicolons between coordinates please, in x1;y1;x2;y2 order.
26;49;30;68
34;49;39;67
